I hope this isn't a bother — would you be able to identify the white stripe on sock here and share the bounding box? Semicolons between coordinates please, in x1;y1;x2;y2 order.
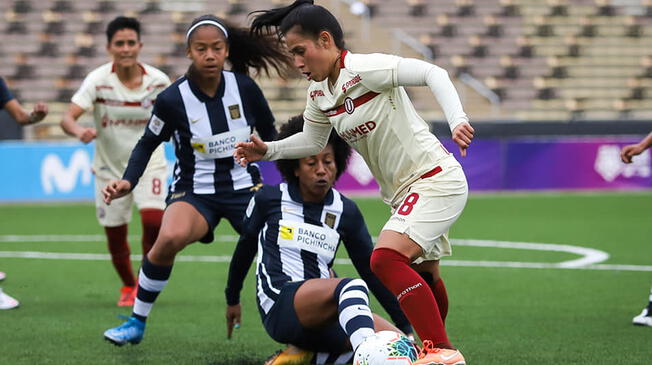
339;289;369;304
133;298;153;318
138;270;168;292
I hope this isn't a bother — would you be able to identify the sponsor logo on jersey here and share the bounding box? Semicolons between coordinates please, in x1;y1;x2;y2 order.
280;225;294;240
148;115;165;135
341;74;361;94
141;98;153;109
344;97;355;114
228;104;241;119
169;192;187;200
339;121;377;143
323;91;379;117
310;90;325;100
324;212;337;228
101;114;149;128
191;142;207;153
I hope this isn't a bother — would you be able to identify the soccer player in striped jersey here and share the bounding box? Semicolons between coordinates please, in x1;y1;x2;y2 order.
237;1;474;364
225;115;412;365
0;76;48;310
60;16;171;307
101;14;292;346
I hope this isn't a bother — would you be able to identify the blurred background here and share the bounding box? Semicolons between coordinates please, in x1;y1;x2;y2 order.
1;3;651;363
1;0;651;199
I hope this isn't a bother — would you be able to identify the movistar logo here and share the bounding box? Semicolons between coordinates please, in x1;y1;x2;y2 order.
41;149;92;194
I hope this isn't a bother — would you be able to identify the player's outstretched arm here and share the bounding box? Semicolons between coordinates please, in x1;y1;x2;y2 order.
102;180;132;204
621;131;652;163
234;134;268;167
396;57;474;156
60;103;96;143
235;119;333;167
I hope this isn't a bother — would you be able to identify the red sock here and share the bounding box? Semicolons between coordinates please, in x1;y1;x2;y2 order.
105;225;136;287
432;278;449;323
419;271;449;324
140;209;163;259
370;247;450;348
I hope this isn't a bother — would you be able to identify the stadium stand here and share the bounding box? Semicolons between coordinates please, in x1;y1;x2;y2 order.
1;0;652;139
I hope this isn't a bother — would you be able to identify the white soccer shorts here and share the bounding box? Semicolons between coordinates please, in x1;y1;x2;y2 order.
94;166;167;227
382;163;468;263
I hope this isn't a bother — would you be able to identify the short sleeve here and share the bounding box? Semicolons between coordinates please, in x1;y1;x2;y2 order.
71;74;97;110
346;53;401;92
0;77;15;108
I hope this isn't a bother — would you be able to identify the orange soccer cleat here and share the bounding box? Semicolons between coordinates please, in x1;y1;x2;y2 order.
263;346;314;365
412;340;466;365
117;286;137;307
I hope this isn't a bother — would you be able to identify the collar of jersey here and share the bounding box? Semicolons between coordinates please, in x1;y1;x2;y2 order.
287;182;334;206
186;72;226;103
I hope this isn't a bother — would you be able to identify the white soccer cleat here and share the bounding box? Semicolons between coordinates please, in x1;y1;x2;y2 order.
0;288;20;310
0;271;6;281
632;308;652;327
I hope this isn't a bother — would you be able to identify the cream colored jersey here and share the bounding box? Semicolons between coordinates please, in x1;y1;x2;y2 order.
303;51;466;204
72;62;170;179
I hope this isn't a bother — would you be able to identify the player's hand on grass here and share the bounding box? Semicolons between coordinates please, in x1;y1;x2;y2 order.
234;134;268;167
620;143;644;164
28;102;48;124
76;127;97;144
452;122;474;157
226;304;242;339
102;180;131;205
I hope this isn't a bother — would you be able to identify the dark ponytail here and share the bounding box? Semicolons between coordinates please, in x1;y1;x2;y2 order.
186;14;292;77
250;0;346;50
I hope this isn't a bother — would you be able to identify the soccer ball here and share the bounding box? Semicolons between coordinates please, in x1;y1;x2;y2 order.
353;331;419;365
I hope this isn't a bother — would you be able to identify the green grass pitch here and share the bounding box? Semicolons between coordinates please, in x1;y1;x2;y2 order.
1;191;651;364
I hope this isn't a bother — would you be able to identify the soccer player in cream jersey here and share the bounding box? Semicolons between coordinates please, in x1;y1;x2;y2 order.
60;16;171;307
237;1;475;364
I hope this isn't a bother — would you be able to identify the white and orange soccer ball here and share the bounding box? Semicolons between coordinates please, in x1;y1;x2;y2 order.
353;331;419;365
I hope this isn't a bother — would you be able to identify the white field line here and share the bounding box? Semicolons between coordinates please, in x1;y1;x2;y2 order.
2;234;650;272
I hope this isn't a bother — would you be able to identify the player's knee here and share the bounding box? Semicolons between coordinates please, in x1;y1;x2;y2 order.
155;228;190;253
370;249;384;276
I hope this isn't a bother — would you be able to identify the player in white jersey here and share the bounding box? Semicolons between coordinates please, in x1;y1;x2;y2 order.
60;17;171;307
238;2;474;364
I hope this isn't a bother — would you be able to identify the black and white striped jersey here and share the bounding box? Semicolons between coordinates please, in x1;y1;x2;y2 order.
123;71;276;194
225;182;411;334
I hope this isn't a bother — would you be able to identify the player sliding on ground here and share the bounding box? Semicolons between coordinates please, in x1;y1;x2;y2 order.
225;116;412;364
236;1;474;364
